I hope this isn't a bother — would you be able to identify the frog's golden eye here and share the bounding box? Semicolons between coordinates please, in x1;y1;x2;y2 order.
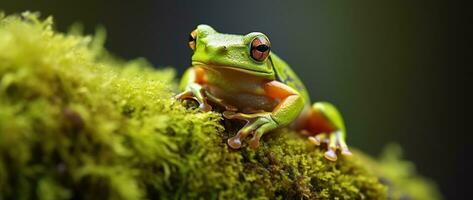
188;30;197;50
250;36;271;61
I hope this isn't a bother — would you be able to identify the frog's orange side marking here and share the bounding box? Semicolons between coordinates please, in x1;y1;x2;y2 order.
263;80;297;99
305;109;336;135
194;67;206;84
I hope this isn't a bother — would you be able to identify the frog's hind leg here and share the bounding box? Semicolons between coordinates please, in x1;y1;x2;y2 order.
301;102;352;161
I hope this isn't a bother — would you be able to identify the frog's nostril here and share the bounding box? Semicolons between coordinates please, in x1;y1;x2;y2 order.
205;45;227;54
215;46;228;53
217;46;227;53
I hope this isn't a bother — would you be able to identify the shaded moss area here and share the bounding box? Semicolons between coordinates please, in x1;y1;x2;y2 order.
0;12;440;199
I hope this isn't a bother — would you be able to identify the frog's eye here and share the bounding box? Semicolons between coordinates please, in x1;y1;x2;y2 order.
250;36;271;61
188;29;197;50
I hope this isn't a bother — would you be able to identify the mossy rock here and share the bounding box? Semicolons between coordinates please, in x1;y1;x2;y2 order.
0;12;441;200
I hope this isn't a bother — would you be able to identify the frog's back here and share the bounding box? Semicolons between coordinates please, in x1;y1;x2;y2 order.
269;53;310;102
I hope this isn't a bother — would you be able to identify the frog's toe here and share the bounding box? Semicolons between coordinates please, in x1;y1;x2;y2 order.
341;147;353;156
308;133;329;146
227;126;254;149
199;101;212;112
324;148;338;161
339;141;352;156
308;136;320;145
175;91;212;112
228;136;243;149
248;122;275;149
175;91;194;101
335;132;352;157
248;133;260;149
222;111;238;119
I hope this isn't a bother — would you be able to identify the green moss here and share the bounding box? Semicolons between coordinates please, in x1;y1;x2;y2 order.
0;12;440;200
374;144;442;200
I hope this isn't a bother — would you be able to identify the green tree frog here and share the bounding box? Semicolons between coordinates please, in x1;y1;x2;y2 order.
176;25;352;161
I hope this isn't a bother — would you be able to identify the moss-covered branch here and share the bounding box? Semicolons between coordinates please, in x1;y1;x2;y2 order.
0;12;440;200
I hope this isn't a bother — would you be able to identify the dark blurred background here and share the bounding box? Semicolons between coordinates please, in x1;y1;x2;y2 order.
1;0;469;199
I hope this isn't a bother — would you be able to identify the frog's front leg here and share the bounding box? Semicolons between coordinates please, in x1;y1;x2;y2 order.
304;102;352;161
175;67;212;111
225;81;305;149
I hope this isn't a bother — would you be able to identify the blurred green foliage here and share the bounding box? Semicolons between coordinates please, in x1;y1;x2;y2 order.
0;12;440;199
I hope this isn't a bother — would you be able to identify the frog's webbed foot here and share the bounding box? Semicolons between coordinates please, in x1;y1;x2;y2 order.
223;111;278;149
308;131;352;161
175;90;212;112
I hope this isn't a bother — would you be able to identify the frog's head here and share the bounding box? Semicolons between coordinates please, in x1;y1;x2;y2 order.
188;24;274;78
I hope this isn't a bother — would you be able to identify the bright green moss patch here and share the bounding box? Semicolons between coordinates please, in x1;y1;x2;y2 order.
0;12;440;199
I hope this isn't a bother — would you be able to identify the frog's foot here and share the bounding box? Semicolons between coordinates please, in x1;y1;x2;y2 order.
175;90;212;112
308;131;352;161
224;111;278;149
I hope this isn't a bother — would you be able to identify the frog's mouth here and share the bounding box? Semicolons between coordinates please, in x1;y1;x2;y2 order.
191;60;273;77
